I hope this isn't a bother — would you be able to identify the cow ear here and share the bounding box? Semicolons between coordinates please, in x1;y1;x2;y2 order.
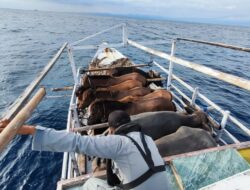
182;97;196;114
184;106;195;114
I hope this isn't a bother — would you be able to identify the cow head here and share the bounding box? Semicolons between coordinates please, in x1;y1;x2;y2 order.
182;96;215;133
79;89;96;109
87;100;107;125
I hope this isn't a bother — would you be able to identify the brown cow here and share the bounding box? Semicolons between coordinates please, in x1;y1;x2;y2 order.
87;98;176;125
110;68;163;87
77;87;153;109
119;89;172;103
76;80;145;105
81;72;146;89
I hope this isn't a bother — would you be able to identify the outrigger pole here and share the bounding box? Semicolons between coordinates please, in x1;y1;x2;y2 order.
0;88;46;153
2;43;68;120
0;43;68;153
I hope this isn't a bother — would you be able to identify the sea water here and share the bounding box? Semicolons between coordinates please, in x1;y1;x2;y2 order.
0;8;250;190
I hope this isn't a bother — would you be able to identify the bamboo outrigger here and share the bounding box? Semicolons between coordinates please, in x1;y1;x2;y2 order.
1;23;250;190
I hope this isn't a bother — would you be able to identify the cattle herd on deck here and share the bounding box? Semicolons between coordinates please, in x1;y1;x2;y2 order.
73;48;217;173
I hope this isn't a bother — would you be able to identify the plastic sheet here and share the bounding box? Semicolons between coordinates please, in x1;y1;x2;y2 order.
171;148;250;190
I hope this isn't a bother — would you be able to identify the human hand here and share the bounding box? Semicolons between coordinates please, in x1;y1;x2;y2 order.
0;119;36;135
0;119;10;133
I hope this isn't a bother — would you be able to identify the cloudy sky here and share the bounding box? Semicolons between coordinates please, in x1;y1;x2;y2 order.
0;0;250;25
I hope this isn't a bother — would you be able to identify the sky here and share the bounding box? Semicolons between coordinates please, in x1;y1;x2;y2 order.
0;0;250;25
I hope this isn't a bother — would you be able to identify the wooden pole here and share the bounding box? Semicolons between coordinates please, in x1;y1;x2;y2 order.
128;39;250;91
168;161;185;190
0;88;46;153
2;43;67;120
52;86;74;92
83;63;151;72
73;122;109;132
146;77;166;82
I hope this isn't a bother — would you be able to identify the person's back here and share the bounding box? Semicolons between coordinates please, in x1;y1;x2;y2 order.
112;131;170;190
0;110;171;190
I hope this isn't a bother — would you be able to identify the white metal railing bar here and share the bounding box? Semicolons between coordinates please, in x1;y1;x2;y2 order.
228;116;250;136
171;84;192;103
191;87;199;106
176;38;250;53
72;40;172;51
122;23;128;46
153;61;250;137
61;83;77;179
72;40;171;51
67;46;78;85
224;129;240;143
171;92;186;107
132;40;170;46
167;40;176;90
70;23;124;46
217;111;230;139
153;61;194;92
153;60;224;112
128;39;250;91
172;85;239;143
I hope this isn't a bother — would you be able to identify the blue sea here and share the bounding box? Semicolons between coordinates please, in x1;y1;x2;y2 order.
0;8;250;190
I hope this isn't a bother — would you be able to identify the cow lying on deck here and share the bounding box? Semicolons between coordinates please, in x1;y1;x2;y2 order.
77;88;172;109
131;111;212;140
93;111;216;172
155;126;216;157
81;72;147;89
87;98;176;125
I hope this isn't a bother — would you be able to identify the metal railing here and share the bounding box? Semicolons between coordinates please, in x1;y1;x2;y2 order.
127;39;250;136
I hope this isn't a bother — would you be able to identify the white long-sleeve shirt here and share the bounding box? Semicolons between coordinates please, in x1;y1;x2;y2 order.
32;126;170;190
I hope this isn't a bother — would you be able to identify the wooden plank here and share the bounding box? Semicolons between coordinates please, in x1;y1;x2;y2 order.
147;77;166;82
51;86;74;92
0;88;46;153
82;63;151;72
169;161;185;190
2;43;67;120
73;122;109;132
128;40;250;91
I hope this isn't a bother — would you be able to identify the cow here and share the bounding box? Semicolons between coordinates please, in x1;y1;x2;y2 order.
119;89;172;103
77;87;153;109
110;67;163;87
87;98;176;125
81;72;147;89
155;126;217;157
76;80;145;105
130;111;212;140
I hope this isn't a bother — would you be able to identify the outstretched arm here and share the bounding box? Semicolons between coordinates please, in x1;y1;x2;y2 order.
34;126;126;159
0;119;126;160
